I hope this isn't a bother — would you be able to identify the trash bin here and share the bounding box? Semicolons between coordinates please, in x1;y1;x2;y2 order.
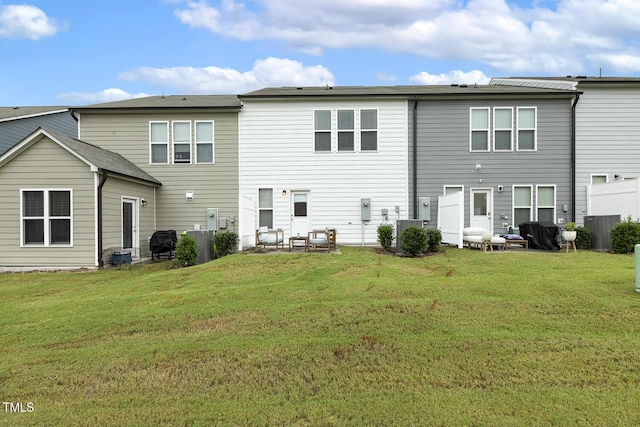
112;251;132;265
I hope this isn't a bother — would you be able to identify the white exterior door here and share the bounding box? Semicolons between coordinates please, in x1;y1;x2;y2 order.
122;197;139;257
291;191;310;237
470;189;492;231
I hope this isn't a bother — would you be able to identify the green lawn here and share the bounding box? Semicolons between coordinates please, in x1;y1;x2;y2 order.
1;247;640;426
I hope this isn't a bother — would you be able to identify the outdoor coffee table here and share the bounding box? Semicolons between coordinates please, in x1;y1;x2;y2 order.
289;236;308;251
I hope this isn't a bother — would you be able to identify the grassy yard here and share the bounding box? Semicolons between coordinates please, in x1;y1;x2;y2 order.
1;246;640;426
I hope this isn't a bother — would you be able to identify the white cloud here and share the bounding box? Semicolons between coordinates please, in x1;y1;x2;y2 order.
0;4;61;40
173;0;640;74
118;57;335;94
57;88;151;105
410;70;491;85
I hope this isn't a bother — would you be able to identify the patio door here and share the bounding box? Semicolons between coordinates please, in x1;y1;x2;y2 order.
291;191;310;237
122;197;139;257
470;189;492;232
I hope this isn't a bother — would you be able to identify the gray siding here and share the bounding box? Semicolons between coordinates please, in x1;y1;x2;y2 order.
575;87;640;224
0;112;77;155
78;111;239;234
0;138;96;267
410;98;573;232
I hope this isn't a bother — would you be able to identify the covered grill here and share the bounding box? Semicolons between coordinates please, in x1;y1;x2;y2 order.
149;230;177;260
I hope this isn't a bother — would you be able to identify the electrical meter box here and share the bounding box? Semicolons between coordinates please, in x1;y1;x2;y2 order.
419;197;431;221
207;208;218;231
361;198;371;221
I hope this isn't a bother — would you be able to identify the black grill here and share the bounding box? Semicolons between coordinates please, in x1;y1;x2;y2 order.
149;230;177;260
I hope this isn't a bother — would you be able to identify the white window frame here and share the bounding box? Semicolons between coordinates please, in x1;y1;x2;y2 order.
535;184;556;222
512;185;533;228
20;188;73;247
359;109;378;152
517;107;537;151
149;121;169;165
195;120;215;164
314;110;332;152
470;107;490;152
258;188;274;229
337;109;355;152
493;107;513;151
172;121;192;164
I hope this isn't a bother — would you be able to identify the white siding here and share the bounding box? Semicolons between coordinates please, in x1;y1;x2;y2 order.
576;87;640;224
239;98;408;245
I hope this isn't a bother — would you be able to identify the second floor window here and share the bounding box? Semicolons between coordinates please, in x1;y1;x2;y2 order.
173;121;191;164
337;110;355;151
150;122;169;164
470;108;489;151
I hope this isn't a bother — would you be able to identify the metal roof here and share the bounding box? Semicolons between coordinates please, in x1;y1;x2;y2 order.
73;95;242;110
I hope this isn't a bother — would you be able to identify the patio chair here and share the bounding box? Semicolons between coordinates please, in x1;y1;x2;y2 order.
255;226;284;250
308;228;332;252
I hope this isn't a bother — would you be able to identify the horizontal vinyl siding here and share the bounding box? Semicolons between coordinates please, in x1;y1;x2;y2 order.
0;138;95;267
240;99;409;245
101;178;157;259
575;88;640;224
79;112;239;232
411;98;572;231
0;112;77;155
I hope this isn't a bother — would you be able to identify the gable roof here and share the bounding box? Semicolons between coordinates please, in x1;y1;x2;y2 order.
0;106;70;122
72;95;242;111
0;128;161;186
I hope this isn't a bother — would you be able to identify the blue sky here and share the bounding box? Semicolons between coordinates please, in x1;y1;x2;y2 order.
1;0;640;106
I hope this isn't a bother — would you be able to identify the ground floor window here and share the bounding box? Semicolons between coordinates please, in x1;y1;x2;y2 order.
21;189;72;246
536;185;556;223
513;186;532;227
258;188;273;228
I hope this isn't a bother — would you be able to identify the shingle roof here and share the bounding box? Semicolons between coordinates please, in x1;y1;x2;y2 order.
0;106;69;122
240;84;578;99
73;95;242;110
42;128;161;186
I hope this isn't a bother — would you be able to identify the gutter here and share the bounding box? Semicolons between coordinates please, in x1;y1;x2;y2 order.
412;97;418;219
571;93;580;223
97;171;108;268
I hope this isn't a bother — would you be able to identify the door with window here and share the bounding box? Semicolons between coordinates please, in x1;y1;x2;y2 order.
291;191;310;237
470;189;492;231
122;198;139;257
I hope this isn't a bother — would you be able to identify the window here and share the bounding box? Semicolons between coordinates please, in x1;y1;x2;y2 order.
470;108;489;151
493;108;513;151
195;121;214;164
314;110;331;152
21;189;72;246
360;109;378;151
591;174;608;184
517;107;536;150
513;186;532;227
536;185;555;222
150;122;169;164
173;121;191;163
337;110;354;151
258;188;273;228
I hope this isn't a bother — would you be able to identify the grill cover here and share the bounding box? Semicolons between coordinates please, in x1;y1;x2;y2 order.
518;222;561;250
149;230;177;257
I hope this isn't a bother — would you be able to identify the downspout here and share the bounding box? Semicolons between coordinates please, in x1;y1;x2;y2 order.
412;97;419;219
97;171;108;268
571;93;580;223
